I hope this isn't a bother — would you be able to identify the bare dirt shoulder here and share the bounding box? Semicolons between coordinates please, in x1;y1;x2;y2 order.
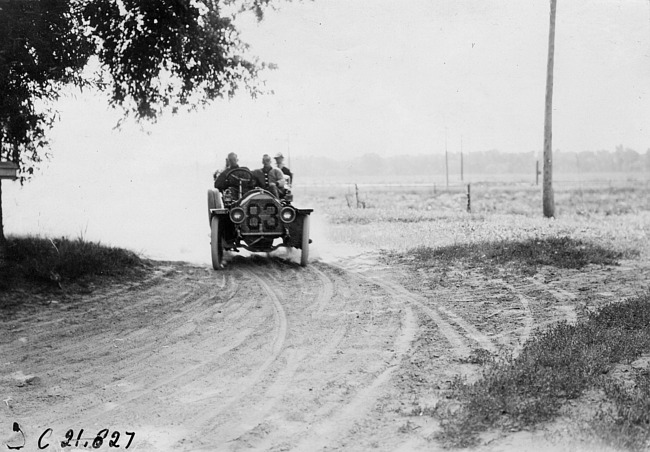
1;251;648;451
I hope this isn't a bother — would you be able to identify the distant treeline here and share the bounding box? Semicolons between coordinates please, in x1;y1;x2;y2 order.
291;147;650;177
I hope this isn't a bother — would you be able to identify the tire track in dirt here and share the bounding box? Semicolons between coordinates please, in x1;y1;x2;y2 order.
331;262;492;356
128;269;281;413
42;273;256;426
301;264;352;360
293;298;418;452
209;263;351;448
379;279;473;356
210;349;306;448
494;280;534;357
527;276;578;325
219;260;415;451
9;273;240;374
3;269;225;358
104;277;251;383
493;318;564;340
1;267;261;440
203;269;300;445
189;268;289;420
66;325;257;425
490;277;578;340
435;304;497;353
262;262;422;451
0;267;171;325
310;265;336;317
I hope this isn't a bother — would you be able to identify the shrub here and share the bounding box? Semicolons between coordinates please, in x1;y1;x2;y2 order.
0;236;145;291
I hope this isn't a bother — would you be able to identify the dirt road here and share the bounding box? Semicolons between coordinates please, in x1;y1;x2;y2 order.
1;250;648;451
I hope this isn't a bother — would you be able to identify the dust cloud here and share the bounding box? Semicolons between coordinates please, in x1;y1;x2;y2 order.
4;141;214;265
262;209;335;266
3;148;345;267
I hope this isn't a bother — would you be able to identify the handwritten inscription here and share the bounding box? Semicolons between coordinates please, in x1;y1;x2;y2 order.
5;424;135;450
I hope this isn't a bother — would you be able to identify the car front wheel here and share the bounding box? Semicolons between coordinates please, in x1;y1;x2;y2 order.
300;215;310;267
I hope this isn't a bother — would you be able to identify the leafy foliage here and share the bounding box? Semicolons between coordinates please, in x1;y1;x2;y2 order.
82;0;268;120
0;0;274;178
0;0;94;176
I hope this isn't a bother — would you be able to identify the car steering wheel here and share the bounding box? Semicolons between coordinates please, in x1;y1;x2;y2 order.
225;168;255;190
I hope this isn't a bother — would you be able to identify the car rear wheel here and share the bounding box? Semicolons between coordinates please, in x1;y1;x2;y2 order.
211;216;224;270
300;215;310;267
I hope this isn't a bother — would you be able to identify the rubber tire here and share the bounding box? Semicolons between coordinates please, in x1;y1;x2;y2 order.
207;189;223;225
211;216;224;270
300;215;310;267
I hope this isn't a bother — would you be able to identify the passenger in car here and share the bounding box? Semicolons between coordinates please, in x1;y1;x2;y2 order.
274;152;293;185
253;154;285;198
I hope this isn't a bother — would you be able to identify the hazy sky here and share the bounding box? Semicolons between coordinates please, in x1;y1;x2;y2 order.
53;0;650;166
232;0;650;160
4;0;650;261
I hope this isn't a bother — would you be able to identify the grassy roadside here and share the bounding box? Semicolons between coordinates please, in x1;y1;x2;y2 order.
404;236;633;276
436;293;650;450
392;236;649;449
0;236;150;301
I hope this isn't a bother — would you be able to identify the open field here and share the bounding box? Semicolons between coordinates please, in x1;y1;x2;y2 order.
298;177;649;255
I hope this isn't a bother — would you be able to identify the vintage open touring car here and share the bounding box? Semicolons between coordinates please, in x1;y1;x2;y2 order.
207;167;312;269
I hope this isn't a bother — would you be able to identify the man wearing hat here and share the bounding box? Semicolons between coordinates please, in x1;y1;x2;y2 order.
274;152;293;185
253;154;286;198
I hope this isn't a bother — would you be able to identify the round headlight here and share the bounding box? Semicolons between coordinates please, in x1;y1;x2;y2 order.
280;206;296;223
229;207;245;224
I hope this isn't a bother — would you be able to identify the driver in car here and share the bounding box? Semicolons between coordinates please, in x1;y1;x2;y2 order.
214;152;244;190
213;152;255;201
253;154;285;198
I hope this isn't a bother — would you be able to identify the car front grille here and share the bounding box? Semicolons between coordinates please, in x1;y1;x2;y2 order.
240;193;283;235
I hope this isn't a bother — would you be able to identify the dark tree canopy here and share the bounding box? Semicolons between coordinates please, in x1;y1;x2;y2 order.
0;0;274;177
83;0;269;120
0;0;94;175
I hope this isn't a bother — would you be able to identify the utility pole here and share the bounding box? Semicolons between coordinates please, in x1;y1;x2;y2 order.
0;179;4;255
460;135;464;182
445;128;449;188
543;0;557;218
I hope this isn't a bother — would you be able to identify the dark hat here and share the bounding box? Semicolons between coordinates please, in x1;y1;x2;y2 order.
274;152;284;160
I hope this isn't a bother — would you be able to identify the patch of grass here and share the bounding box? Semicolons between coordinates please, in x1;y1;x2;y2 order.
407;236;628;274
597;370;650;451
0;235;147;294
328;209;450;225
437;293;650;449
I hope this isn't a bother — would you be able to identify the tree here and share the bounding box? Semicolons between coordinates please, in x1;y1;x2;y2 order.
542;0;557;218
0;0;273;255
